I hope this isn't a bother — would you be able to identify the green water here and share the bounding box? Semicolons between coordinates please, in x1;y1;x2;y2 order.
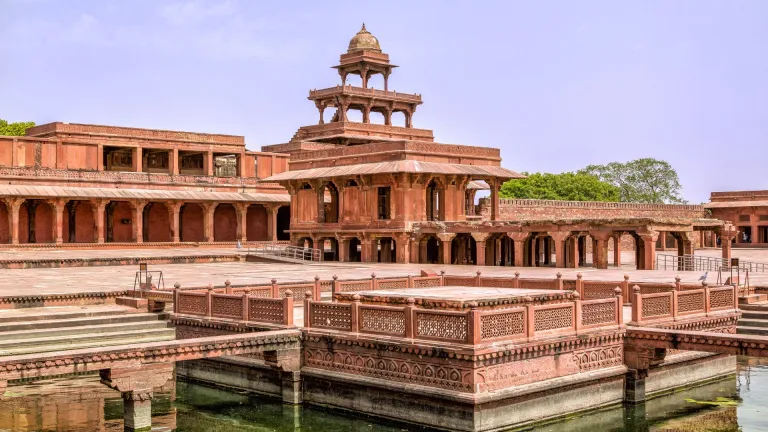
3;357;768;431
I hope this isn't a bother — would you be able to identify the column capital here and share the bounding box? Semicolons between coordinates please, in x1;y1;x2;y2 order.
471;232;491;243
129;200;148;211
45;198;68;208
637;230;660;242
437;232;456;242
547;231;570;242
507;231;529;242
589;230;613;241
3;197;25;209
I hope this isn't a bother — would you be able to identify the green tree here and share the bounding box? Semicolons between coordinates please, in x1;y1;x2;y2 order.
579;158;685;204
0;119;35;136
500;172;620;202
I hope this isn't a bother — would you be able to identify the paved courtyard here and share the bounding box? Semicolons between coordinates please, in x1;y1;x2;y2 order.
0;246;765;296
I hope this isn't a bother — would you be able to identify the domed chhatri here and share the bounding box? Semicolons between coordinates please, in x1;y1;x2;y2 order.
347;23;381;53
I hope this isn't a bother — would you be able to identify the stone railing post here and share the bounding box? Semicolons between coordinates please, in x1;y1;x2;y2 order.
205;284;213;317
172;282;180;314
407;274;414;288
304;291;313;328
271;278;279;298
575;273;584;298
332;275;339;300
674;275;682;291
631;286;642;323
513;271;520;288
622;275;631;305
404;297;415;339
283;290;293;326
241;288;250;321
468;302;480;344
672;290;679;319
525;296;535;339
224;279;233;295
440;270;445;286
703;283;711;315
555;272;563;290
313;276;321;301
615;287;624;325
351;294;360;333
573;292;582;332
371;273;377;290
475;271;482;287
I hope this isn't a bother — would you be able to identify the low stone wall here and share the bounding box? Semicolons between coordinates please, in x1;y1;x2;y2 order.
0;291;127;310
479;198;708;221
0;254;242;269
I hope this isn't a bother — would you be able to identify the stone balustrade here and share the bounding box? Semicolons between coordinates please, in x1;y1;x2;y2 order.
630;285;737;324
174;287;294;326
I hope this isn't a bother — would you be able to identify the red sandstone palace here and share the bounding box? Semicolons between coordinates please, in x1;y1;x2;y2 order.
0;25;738;269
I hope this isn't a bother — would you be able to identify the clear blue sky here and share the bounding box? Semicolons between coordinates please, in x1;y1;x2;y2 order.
2;0;767;203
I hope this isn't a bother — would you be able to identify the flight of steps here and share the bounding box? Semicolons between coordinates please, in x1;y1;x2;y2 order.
0;306;176;357
737;302;768;336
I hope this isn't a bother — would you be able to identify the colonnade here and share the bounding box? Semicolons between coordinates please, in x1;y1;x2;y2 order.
0;197;288;245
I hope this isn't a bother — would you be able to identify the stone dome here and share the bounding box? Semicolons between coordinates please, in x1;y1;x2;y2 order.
347;23;381;53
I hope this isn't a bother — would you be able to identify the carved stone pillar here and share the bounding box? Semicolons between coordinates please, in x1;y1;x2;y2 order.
548;231;570;269
589;231;611;269
202;202;218;242
638;231;659;270
130;201;147;243
472;232;490;266
267;205;280;242
418;239;428;264
91;200;107;243
489;179;500;221
568;235;580;268
437;233;456;265
623;345;667;403
48;199;68;244
168;202;182;243
100;364;173;432
4;198;24;245
613;232;622;267
234;203;248;242
508;232;528;267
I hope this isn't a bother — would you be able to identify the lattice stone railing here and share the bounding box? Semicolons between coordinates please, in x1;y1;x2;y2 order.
174;288;293;325
630;285;737;324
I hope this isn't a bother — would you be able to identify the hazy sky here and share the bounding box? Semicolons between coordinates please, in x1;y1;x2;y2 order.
1;0;766;203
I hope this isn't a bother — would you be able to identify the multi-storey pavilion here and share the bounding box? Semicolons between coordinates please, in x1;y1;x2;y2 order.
706;190;768;246
263;25;732;270
0;123;292;246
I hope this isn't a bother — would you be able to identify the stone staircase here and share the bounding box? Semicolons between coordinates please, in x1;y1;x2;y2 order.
737;302;768;336
0;306;175;357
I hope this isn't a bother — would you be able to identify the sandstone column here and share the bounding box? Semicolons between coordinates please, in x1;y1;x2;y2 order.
613;232;622;267
168;202;182;243
489;179;500;221
547;232;570;269
269;205;280;242
638;231;659;270
438;233;456;265
234;203;248;243
4;198;24;245
130;201;147;243
92;200;108;243
508;232;528;267
719;224;737;261
472;232;490;266
202;202;218;242
337;236;347;262
49;199;68;244
568;235;580;268
396;234;410;264
418;238;428;264
100;365;173;432
590;231;611;270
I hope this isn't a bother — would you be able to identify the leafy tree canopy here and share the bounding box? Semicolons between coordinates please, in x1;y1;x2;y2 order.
578;158;685;204
499;172;620;202
0;119;35;136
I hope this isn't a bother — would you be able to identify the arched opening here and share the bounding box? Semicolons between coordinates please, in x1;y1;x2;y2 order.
451;234;476;265
276;206;290;241
323;183;339;223
106;201;132;243
322;237;339;261
143;202;171;242
423;236;441;264
0;202;9;243
426;179;445;221
369;110;385;125
63;201;95;243
180;203;205;242
524;234;554;267
391;111;407;127
246;204;268;241
376;237;396;263
297;236;314;249
348;238;361;262
630;232;645;271
213;204;237;241
493;233;515;266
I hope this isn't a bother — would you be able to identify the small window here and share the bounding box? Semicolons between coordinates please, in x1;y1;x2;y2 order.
760;215;768;221
377;187;391;220
739;215;750;222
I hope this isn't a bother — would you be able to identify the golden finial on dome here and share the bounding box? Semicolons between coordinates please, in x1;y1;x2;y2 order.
347;23;381;53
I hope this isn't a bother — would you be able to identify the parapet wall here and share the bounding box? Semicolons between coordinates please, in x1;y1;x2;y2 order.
479;198;709;221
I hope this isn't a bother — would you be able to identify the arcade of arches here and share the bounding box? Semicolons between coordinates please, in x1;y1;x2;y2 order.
0;198;290;245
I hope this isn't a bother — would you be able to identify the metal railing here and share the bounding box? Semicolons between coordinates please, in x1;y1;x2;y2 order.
250;244;322;263
656;254;768;273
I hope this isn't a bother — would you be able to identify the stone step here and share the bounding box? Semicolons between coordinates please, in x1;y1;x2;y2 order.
739;302;768;312
740;310;768;320
0;313;164;333
0;307;130;324
0;320;169;341
737;319;768;328
0;328;177;356
739;294;768;305
736;326;768;336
